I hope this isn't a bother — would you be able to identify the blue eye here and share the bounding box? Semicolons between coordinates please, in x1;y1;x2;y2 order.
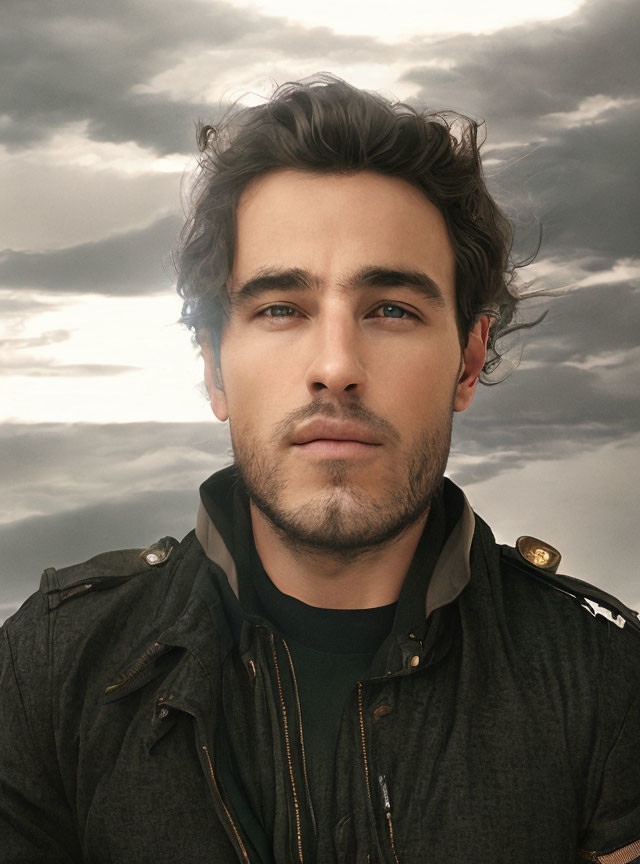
263;305;297;317
375;304;415;319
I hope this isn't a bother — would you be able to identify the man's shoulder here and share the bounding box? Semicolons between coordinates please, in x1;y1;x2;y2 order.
498;533;640;638
2;531;200;657
1;530;211;714
0;530;207;754
494;533;640;698
38;535;182;610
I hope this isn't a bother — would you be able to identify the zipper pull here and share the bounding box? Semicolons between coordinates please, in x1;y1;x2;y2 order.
378;774;391;813
378;774;401;864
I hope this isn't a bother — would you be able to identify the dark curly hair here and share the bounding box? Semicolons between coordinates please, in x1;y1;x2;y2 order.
176;72;541;382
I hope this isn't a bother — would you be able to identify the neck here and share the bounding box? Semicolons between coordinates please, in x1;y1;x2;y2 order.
249;501;430;609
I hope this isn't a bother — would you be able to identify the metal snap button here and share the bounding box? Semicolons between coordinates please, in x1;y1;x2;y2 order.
140;545;173;566
145;550;164;565
410;655;420;668
158;706;169;720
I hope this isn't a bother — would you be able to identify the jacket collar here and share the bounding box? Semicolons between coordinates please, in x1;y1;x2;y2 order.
195;463;475;627
103;466;476;705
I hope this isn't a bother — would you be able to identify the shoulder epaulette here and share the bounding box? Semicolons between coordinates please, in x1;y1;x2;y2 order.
39;536;177;610
502;536;640;635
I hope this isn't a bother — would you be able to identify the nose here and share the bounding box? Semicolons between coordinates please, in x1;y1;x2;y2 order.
303;306;367;397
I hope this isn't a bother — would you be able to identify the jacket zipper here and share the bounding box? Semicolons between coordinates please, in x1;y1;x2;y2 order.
269;633;304;864
280;637;317;838
104;641;167;695
201;743;251;864
357;682;373;809
357;682;400;864
171;697;252;864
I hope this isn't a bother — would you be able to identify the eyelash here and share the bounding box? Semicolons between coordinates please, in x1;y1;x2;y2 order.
257;303;418;321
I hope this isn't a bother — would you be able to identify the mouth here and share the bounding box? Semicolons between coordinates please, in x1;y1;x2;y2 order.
292;439;381;458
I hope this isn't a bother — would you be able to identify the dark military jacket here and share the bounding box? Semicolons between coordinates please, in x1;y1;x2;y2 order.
1;466;639;863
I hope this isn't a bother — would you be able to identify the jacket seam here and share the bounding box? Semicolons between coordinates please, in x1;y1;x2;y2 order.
176;605;221;689
47;599;78;815
3;618;56;781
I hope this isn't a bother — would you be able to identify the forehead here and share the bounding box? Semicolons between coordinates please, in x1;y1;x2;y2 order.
232;169;455;298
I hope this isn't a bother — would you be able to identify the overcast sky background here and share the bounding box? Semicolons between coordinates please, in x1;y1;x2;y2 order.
1;0;638;622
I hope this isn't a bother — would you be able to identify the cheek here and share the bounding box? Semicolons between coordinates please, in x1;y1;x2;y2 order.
222;343;292;431
384;343;459;400
223;316;311;385
385;387;452;437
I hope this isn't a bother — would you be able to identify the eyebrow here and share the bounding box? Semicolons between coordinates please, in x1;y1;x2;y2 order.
231;265;446;307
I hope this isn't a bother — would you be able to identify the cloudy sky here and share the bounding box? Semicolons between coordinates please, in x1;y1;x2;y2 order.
1;0;638;622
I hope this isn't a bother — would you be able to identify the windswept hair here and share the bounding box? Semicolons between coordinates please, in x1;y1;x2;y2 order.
177;72;540;382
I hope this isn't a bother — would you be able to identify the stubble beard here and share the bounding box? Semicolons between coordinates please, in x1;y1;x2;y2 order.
230;410;453;564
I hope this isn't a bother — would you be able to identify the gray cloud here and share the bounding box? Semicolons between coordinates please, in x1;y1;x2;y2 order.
0;362;139;377
401;0;639;265
0;214;180;294
449;274;640;485
0;421;231;522
0;327;139;376
451;357;640;485
1;0;387;155
402;0;639;138
521;281;640;364
1;0;250;153
2;0;637;298
0;161;183;252
7;0;635;160
496;109;640;263
443;277;640;483
0;329;71;349
0;293;58;316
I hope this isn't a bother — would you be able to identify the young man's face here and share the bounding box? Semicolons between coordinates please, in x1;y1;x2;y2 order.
202;169;488;552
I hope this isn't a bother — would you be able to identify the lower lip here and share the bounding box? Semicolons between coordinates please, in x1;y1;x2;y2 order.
293;439;381;458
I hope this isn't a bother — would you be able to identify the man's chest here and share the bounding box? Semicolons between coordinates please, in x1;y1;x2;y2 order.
77;637;584;864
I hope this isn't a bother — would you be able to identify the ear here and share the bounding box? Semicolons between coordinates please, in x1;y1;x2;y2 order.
198;331;229;422
453;315;491;413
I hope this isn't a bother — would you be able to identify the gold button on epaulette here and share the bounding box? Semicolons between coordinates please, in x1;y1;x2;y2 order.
516;536;561;574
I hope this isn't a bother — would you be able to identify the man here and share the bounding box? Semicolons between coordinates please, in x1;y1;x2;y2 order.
1;74;639;863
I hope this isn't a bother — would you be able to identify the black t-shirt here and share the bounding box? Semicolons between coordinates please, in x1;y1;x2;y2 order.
241;497;448;853
222;481;450;859
251;559;397;831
